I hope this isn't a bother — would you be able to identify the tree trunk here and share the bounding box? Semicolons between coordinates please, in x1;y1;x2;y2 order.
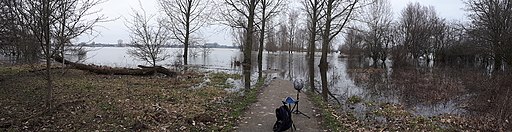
183;2;192;66
308;46;315;91
43;0;53;110
308;1;320;94
319;0;334;102
184;28;190;66
308;40;316;92
152;58;156;67
495;53;502;71
243;0;257;89
257;1;266;81
53;55;177;77
319;56;328;102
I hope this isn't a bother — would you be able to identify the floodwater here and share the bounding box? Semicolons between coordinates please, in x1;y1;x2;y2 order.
77;47;241;69
73;47;508;120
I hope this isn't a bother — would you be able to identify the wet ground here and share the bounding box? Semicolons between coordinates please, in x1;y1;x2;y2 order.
53;48;512;128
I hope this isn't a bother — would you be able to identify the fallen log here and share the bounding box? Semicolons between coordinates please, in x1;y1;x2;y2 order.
137;65;177;77
53;56;176;77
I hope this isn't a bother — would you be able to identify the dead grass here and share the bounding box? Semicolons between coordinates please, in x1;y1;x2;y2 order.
0;66;248;131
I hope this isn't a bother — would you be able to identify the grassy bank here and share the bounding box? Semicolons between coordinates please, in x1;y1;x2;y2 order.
0;65;264;131
307;90;345;131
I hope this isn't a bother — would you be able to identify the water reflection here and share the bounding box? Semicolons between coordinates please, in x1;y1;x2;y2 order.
344;59;469;116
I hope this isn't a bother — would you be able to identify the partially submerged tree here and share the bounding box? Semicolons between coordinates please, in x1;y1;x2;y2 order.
1;0;105;64
397;2;443;66
360;0;393;67
0;1;39;63
159;0;212;65
126;3;171;67
277;21;289;51
342;28;364;58
256;0;285;80
318;0;359;101
302;0;323;92
287;9;300;53
466;0;512;70
264;20;279;52
220;0;259;89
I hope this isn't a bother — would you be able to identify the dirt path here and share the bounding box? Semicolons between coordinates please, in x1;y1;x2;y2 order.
236;79;322;132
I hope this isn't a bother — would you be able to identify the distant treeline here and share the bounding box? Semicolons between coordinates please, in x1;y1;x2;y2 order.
75;43;240;49
338;1;512;71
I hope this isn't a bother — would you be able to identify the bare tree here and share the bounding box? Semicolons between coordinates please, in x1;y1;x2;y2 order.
53;0;108;71
360;0;393;67
466;0;512;70
0;1;37;63
2;0;103;64
287;9;300;53
126;3;171;67
295;25;308;52
302;0;323;91
397;2;441;66
277;22;289;51
256;0;285;80
159;0;212;66
189;36;208;57
429;17;447;64
264;20;279;52
465;1;512;128
10;0;106;109
434;21;469;65
220;0;259;89
319;0;359;101
198;44;213;57
231;28;246;51
342;28;364;58
43;0;52;109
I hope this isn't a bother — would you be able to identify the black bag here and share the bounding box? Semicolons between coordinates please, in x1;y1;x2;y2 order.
273;105;293;132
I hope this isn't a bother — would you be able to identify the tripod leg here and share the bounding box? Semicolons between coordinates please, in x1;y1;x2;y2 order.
292;123;296;131
298;111;311;119
293;90;311;118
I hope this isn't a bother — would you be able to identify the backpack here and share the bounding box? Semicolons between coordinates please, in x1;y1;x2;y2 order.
273;105;294;132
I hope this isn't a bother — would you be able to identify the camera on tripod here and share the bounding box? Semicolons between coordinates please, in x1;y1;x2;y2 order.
291;79;310;118
293;79;304;91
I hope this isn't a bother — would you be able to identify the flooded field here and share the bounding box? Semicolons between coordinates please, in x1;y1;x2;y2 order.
72;47;510;128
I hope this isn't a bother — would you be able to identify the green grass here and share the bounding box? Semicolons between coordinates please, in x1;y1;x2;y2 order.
0;66;31;75
222;77;265;132
347;95;363;104
307;90;345;131
209;72;242;88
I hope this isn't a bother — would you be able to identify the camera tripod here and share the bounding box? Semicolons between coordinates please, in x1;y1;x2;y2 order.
292;89;310;119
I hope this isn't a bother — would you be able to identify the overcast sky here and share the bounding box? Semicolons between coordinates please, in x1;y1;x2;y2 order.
77;0;468;46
